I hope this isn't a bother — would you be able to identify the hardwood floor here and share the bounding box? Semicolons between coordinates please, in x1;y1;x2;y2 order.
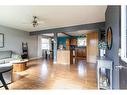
1;59;97;90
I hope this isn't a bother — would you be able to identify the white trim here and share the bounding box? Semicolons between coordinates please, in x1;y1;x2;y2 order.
121;5;127;63
29;57;42;61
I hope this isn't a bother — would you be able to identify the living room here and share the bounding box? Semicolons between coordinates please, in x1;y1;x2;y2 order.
0;5;124;91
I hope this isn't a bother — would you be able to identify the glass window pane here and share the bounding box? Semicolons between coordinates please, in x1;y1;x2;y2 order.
77;37;86;47
41;38;50;50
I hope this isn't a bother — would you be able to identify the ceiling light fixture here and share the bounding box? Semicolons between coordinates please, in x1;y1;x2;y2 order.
32;16;38;27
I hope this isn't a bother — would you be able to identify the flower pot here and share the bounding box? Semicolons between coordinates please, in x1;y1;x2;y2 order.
100;49;106;57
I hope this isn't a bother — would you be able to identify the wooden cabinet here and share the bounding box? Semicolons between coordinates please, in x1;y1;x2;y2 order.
66;38;77;49
66;38;70;50
75;47;86;60
71;38;77;46
76;48;82;57
57;50;71;64
97;58;113;89
82;48;86;57
87;32;98;63
65;38;77;49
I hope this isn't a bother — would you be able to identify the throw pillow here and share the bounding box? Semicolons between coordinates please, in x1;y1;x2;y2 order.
0;60;5;64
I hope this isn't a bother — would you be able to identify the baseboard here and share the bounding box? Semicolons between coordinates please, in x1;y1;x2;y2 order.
29;57;42;61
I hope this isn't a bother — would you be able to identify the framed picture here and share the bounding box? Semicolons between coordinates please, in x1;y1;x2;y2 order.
0;33;4;48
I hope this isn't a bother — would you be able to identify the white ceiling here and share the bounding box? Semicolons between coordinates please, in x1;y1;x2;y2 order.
0;6;107;32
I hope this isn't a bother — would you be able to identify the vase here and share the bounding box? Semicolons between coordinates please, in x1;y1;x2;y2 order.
100;49;106;57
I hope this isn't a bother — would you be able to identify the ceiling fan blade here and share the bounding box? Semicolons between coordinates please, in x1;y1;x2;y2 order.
38;21;45;24
22;21;32;24
21;16;45;28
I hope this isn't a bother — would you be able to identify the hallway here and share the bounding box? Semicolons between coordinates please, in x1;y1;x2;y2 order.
1;59;97;89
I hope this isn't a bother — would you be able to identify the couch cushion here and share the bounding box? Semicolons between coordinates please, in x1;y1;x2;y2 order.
0;51;12;59
12;53;22;60
0;62;12;68
4;58;14;63
0;60;5;64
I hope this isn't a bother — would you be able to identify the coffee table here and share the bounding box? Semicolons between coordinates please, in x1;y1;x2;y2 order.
11;59;28;72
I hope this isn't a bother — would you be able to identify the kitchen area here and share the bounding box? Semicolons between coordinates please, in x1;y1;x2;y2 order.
57;35;87;65
41;31;99;65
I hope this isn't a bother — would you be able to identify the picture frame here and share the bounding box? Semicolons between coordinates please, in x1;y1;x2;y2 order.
0;33;4;48
106;27;113;50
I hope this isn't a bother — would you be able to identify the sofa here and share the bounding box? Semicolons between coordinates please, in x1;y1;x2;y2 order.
0;51;22;87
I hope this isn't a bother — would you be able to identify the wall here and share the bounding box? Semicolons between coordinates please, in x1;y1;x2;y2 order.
105;6;121;89
57;37;67;48
37;35;42;58
0;25;38;58
57;36;80;48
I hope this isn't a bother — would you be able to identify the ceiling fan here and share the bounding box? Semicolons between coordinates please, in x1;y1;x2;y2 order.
23;16;44;27
32;16;38;27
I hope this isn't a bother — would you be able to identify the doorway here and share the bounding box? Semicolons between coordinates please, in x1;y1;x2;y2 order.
41;37;52;59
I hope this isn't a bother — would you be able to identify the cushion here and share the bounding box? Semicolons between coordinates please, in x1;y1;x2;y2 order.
0;51;12;59
12;53;22;60
4;58;14;63
0;62;12;68
0;60;5;64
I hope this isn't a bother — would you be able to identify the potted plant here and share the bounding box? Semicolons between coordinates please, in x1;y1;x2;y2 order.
98;41;107;57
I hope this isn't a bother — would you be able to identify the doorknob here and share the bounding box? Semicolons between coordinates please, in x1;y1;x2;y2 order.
115;65;127;69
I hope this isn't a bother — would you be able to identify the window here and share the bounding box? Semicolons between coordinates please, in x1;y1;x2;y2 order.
77;37;87;47
41;38;50;50
121;6;127;62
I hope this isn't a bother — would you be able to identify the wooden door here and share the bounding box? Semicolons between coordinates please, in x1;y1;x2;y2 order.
87;32;98;63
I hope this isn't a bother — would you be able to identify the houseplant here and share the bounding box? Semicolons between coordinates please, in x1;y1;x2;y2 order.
98;41;107;57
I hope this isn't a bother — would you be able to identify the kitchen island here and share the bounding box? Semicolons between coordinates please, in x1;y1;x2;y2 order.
57;50;72;65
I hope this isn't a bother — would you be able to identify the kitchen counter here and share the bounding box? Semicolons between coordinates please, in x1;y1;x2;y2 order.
57;50;71;65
